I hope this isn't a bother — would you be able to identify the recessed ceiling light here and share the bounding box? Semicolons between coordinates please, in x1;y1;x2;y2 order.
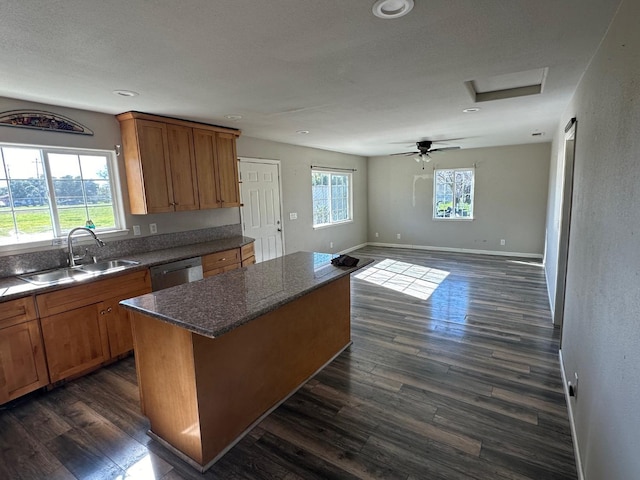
372;0;414;19
224;114;243;121
463;107;481;113
296;130;310;135
112;89;139;97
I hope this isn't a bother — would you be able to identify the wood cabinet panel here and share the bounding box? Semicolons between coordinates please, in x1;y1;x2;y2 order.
202;248;240;274
203;263;239;279
193;129;221;209
36;270;150;318
124;119;175;214
102;286;151;358
241;256;256;267
0;296;37;328
216;133;240;207
40;303;110;383
0;318;49;404
240;243;255;262
166;124;199;211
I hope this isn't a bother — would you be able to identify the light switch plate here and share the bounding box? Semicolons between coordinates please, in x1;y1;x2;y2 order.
289;212;298;220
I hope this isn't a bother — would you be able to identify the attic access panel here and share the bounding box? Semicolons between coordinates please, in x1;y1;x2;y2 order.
465;67;548;102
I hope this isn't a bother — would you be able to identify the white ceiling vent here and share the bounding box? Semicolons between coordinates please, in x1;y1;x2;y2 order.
372;0;414;19
465;67;548;103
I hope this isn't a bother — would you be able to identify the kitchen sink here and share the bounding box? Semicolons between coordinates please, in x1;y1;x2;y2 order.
19;267;93;285
19;260;140;286
77;259;139;273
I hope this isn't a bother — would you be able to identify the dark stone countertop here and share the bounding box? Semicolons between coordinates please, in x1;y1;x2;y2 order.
0;236;254;302
120;251;372;339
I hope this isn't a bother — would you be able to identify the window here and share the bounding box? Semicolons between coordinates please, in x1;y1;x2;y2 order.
0;144;124;247
433;168;474;219
311;170;352;227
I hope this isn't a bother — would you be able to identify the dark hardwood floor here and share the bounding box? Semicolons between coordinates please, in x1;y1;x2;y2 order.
0;247;577;479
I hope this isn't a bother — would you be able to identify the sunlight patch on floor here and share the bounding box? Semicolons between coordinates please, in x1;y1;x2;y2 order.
354;259;449;300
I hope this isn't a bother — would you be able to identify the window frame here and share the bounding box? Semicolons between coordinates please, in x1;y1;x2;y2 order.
311;168;353;229
432;167;475;220
0;142;127;251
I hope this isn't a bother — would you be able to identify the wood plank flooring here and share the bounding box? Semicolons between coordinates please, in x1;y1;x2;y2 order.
0;247;577;479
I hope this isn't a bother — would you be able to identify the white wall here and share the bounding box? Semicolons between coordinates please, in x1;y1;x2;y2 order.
236;136;367;255
368;143;550;256
545;0;640;477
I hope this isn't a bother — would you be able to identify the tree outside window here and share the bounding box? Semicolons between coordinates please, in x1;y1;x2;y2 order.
312;170;352;227
0;145;122;246
433;168;474;219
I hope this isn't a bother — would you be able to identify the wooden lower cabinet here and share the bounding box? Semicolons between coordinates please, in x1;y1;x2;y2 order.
101;286;150;358
0;297;49;404
40;303;110;383
241;242;256;267
37;269;151;383
202;248;241;278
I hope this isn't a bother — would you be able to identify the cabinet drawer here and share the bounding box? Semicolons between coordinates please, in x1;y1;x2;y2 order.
36;269;151;318
241;242;255;261
0;296;37;329
202;248;240;272
203;263;240;278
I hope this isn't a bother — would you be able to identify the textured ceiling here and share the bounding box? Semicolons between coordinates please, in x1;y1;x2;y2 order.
0;0;622;156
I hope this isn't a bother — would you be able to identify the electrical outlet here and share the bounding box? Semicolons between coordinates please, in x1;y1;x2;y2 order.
500;239;506;246
133;225;141;236
289;212;298;220
330;242;334;249
149;223;158;234
375;232;379;238
397;233;401;240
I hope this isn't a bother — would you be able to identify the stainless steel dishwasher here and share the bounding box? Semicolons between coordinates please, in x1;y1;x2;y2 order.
149;257;203;291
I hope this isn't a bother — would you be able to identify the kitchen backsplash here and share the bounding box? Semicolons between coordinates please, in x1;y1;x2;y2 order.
0;224;242;278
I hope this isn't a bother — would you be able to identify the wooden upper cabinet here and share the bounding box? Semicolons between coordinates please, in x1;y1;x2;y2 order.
216;132;240;207
121;119;174;214
193;129;222;209
166;124;199;211
117;112;240;215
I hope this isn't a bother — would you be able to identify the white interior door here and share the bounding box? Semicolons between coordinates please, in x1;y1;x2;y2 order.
239;159;284;263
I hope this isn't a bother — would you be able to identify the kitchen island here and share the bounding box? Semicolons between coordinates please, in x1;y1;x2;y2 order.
120;251;371;472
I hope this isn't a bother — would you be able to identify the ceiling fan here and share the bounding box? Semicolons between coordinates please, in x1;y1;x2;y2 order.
392;140;460;163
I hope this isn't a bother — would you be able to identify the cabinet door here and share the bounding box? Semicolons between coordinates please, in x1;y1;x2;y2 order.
193;129;222;209
216;133;240;207
41;304;110;383
0;320;49;404
166;124;199;211
102;286;150;358
136;120;175;213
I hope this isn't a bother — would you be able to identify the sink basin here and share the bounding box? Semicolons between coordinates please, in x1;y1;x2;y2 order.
19;259;140;286
19;267;93;285
77;259;139;273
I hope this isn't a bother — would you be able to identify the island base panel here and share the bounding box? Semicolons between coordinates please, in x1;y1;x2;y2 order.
130;275;351;470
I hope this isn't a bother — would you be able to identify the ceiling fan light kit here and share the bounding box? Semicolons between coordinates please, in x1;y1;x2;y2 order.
372;0;414;19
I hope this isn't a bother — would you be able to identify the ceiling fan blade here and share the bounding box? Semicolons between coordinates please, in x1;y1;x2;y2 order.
390;151;419;156
429;146;461;153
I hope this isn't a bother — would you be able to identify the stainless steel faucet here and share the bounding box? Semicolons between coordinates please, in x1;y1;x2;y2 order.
67;227;106;267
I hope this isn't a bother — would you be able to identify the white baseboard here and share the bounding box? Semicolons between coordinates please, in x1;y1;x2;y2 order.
559;349;585;480
339;243;368;254
363;242;543;259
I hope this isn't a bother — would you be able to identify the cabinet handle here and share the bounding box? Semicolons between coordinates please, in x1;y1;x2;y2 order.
107;307;113;313
219;258;226;262
100;310;106;315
